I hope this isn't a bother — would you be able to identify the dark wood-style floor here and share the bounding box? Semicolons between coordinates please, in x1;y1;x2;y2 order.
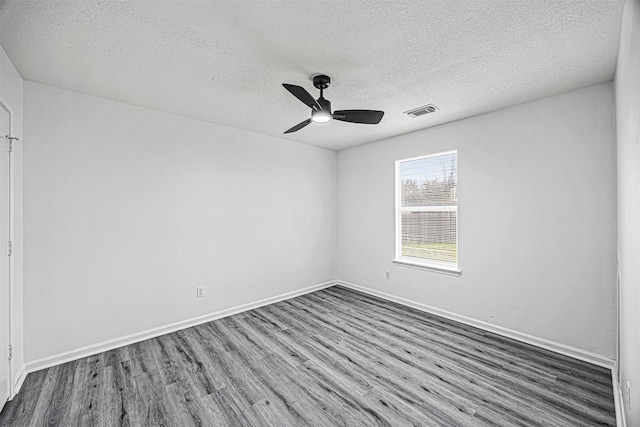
0;286;616;426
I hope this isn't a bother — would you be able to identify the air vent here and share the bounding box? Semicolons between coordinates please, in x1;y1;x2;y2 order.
404;104;439;118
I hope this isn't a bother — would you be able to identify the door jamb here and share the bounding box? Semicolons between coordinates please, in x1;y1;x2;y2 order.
0;98;14;400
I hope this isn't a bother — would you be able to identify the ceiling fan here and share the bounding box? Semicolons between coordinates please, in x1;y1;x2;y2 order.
282;75;384;134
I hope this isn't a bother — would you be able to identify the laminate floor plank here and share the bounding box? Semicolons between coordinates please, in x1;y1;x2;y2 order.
276;331;373;396
132;369;178;427
288;291;613;426
248;353;315;420
164;376;218;427
0;285;616;426
310;291;536;369
0;369;46;426
207;385;261;427
249;306;291;332
159;346;228;427
310;290;610;426
326;287;604;380
190;327;273;406
322;288;613;410
43;361;78;426
364;386;481;427
102;346;131;368
78;357;108;427
96;365;127;427
26;364;71;427
148;334;183;386
170;329;226;394
302;294;570;413
240;316;310;368
128;340;159;378
272;355;380;427
332;337;491;427
110;359;139;426
57;359;89;427
216;317;270;362
251;397;301;427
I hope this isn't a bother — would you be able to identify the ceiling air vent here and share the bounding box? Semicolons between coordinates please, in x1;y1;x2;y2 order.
404;104;439;118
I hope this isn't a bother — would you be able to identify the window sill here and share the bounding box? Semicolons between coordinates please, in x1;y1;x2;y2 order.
392;258;462;276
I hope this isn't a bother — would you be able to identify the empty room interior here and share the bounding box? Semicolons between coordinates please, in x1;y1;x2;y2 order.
0;0;639;425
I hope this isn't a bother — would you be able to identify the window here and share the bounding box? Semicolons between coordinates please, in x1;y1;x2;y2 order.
394;150;459;274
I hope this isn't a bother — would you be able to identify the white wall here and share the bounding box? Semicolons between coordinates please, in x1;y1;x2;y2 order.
23;82;336;363
338;82;616;358
616;0;640;423
0;44;24;393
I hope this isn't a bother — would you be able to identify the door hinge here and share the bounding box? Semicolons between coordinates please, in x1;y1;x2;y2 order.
8;344;12;361
3;135;19;152
7;241;12;256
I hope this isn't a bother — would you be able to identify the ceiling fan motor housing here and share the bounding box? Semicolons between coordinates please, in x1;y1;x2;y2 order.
317;97;331;111
313;74;331;90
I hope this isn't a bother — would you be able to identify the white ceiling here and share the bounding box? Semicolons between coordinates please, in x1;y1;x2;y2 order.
0;0;625;150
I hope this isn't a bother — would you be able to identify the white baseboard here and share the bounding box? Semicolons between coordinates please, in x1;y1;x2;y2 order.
25;280;337;375
336;280;616;370
11;365;26;399
612;370;627;427
19;278;622;425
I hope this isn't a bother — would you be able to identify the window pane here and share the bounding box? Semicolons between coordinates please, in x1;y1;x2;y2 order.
401;211;457;263
401;153;457;207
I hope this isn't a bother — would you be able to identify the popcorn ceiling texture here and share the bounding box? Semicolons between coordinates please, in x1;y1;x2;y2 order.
0;0;625;150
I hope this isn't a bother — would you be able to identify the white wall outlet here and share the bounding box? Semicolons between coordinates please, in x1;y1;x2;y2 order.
196;287;204;298
386;271;391;280
627;381;631;410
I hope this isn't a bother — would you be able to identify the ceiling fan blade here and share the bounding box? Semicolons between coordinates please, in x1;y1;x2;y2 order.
282;84;320;111
284;118;312;134
333;110;384;124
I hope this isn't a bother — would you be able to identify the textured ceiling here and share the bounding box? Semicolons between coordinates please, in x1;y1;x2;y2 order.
0;0;625;150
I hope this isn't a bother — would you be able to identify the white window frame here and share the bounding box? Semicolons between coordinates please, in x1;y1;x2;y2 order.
393;150;461;276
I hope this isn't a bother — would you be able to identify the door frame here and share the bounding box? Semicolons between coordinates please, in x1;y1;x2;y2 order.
0;98;14;401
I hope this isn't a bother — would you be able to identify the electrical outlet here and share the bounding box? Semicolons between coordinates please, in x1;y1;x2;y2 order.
386;271;391;280
627;381;631;410
196;287;204;298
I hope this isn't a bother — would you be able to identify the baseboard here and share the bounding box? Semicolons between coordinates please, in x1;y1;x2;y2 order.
612;370;627;427
17;279;624;424
11;365;26;399
336;280;615;370
25;280;337;374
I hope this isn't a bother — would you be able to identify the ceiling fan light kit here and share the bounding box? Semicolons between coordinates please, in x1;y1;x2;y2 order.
312;109;332;123
282;75;384;134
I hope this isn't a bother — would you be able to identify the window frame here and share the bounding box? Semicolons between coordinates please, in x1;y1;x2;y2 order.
393;150;461;276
